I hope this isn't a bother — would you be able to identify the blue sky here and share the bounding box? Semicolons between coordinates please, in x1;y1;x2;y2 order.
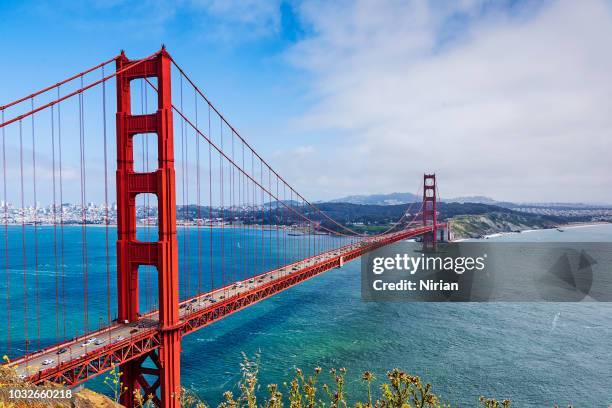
1;0;611;203
0;1;308;153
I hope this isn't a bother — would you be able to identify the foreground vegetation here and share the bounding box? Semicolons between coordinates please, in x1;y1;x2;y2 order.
131;354;506;408
1;354;578;407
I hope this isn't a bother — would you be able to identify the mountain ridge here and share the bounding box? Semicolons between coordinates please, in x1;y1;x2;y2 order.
326;192;611;208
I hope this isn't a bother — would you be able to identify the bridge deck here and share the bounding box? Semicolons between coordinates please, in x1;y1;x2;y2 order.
9;225;443;386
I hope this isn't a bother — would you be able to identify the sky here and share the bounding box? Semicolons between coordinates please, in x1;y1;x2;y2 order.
0;0;611;204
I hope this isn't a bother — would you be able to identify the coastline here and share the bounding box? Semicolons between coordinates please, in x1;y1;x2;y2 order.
474;221;611;240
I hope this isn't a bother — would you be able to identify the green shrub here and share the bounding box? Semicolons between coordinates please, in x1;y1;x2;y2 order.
175;353;512;408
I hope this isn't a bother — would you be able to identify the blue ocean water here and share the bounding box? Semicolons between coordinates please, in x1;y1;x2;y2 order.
0;225;343;354
1;224;612;406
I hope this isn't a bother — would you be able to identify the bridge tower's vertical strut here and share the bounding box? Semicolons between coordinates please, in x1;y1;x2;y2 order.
116;48;181;408
422;173;437;249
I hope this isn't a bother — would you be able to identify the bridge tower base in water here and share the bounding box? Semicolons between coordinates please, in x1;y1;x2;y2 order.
422;174;437;249
115;48;181;408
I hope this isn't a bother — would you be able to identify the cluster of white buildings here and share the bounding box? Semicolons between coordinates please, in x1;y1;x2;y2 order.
511;206;612;221
0;201;118;225
0;202;274;226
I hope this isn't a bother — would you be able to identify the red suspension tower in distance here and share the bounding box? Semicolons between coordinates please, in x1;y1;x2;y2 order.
115;47;181;407
422;174;437;249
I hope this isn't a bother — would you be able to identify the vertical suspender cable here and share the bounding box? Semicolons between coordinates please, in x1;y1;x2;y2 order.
30;98;40;349
229;132;234;285
241;140;245;281
236;135;240;283
219;117;225;293
290;190;293;265
260;161;264;273
183;74;192;300
79;75;89;334
184;80;190;300
283;183;287;270
58;87;66;340
1;109;10;355
232;133;237;285
19;119;28;362
247;145;252;280
308;201;311;258
251;152;255;275
51;105;59;345
298;196;301;262
305;200;308;259
102;67;112;338
276;175;279;269
57;87;66;340
232;133;237;284
208;103;213;291
268;169;272;270
195;89;202;296
296;192;299;263
180;74;187;300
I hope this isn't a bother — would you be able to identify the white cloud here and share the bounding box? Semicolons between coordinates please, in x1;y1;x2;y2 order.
188;0;283;42
279;0;612;203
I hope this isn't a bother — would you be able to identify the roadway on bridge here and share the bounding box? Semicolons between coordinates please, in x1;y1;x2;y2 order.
12;239;368;380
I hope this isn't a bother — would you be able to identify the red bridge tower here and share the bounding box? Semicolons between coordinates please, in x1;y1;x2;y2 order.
422;174;437;248
116;48;181;407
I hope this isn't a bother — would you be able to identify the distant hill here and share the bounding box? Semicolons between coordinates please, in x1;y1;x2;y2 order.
311;201;569;236
330;192;504;206
444;195;500;204
328;192;611;208
329;192;420;205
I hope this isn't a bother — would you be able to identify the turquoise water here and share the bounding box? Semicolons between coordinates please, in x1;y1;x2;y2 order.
178;225;612;407
0;225;348;354
2;225;612;406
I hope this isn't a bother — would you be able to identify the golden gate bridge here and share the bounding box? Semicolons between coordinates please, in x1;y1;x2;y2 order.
0;47;446;407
